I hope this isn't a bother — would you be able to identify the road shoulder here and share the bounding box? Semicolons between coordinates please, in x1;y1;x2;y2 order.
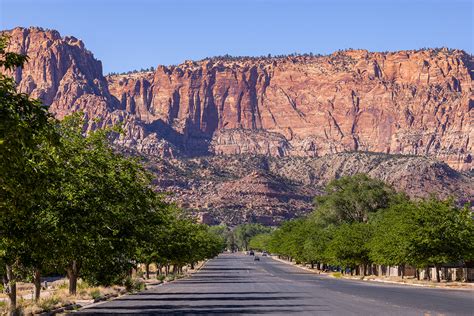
269;255;474;291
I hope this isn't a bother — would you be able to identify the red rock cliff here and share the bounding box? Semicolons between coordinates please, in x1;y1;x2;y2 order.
4;27;473;171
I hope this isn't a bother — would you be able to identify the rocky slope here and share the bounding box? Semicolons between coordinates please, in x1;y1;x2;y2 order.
145;152;473;225
2;27;473;224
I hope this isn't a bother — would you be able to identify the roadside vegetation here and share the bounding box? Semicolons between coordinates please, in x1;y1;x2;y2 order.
0;36;225;315
250;174;474;282
209;223;271;252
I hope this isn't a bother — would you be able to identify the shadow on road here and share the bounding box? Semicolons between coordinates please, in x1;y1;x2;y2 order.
79;303;329;315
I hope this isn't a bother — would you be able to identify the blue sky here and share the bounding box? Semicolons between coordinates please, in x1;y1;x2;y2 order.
1;0;472;73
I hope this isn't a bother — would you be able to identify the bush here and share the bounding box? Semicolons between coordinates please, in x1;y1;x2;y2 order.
57;282;68;290
90;289;102;300
39;296;61;311
157;274;166;282
123;277;145;292
332;272;343;278
77;280;90;290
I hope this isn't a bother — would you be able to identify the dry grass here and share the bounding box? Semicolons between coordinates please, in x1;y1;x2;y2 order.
0;279;126;315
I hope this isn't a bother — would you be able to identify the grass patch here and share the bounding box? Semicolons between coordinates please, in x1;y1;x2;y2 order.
90;289;102;300
331;272;343;278
38;296;61;311
157;274;166;282
57;282;68;290
124;277;145;292
77;280;90;290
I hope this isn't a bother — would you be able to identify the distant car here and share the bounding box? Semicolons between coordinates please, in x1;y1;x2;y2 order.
262;252;267;257
254;256;260;261
249;250;255;256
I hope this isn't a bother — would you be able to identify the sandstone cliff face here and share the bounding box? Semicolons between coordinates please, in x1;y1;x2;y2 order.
5;27;112;120
3;27;179;157
107;50;473;171
4;27;472;171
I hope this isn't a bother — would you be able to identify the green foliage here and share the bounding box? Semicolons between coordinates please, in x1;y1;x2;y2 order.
0;33;225;314
266;219;307;261
90;289;102;300
248;233;272;251
264;174;473;280
313;174;396;224
326;222;372;268
302;223;332;264
369;199;415;266
123;277;145;292
234;223;271;251
38;296;60;311
0;34;61;312
369;198;474;269
157;274;166;282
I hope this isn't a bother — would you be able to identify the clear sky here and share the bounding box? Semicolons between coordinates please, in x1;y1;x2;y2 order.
1;0;472;74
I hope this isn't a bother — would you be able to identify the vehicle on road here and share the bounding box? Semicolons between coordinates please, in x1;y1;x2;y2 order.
262;251;267;256
254;256;260;261
249;250;254;256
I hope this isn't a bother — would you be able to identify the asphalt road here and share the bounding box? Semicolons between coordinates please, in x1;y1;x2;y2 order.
78;253;474;315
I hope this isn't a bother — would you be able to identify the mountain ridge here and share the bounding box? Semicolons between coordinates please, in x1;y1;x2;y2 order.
2;26;472;223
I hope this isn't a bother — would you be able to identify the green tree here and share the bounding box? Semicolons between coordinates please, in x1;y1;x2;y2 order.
313;174;396;225
369;199;416;278
408;198;474;282
234;223;271;251
50;115;160;294
267;219;307;262
249;233;272;252
209;225;235;252
302;223;332;269
0;34;57;314
326;222;373;275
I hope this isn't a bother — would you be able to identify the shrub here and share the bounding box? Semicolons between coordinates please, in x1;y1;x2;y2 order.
77;280;90;290
90;289;102;300
157;274;166;282
123;277;145;292
39;296;61;311
332;272;343;278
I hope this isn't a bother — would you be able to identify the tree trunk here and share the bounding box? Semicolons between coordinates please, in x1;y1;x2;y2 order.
33;269;41;302
426;267;431;281
400;265;405;279
5;264;18;316
416;268;420;280
156;264;162;276
311;262;314;269
145;263;150;279
435;265;441;283
191;262;195;270
66;260;80;296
